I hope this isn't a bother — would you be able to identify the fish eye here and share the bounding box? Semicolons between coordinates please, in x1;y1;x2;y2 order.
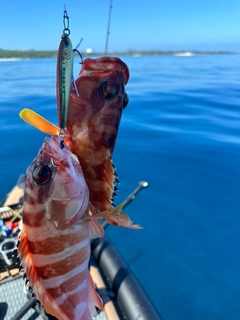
99;81;118;100
123;92;129;109
32;164;53;185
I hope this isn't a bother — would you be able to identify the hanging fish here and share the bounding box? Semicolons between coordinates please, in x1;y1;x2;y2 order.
18;135;104;320
66;56;130;221
18;6;140;320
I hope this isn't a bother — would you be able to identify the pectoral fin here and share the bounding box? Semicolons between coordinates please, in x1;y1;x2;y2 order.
90;204;142;229
89;220;104;238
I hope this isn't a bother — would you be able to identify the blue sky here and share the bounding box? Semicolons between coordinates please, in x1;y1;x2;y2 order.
1;0;239;52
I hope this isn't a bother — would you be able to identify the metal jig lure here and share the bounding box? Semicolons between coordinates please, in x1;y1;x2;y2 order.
56;7;74;136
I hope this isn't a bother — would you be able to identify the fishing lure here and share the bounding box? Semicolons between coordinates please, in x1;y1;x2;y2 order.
56;7;74;133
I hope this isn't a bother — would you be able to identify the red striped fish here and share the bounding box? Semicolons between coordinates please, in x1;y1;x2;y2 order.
66;57;130;221
18;136;103;320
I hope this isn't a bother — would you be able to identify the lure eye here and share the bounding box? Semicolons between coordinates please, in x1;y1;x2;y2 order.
32;164;53;185
62;35;70;47
123;93;129;109
63;39;69;47
99;81;118;100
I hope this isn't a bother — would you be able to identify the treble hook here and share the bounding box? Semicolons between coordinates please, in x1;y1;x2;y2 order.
73;38;84;64
73;49;83;64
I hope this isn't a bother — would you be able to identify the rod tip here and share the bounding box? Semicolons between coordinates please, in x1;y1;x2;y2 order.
139;181;148;188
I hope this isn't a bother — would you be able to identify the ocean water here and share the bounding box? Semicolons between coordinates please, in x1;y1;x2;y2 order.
0;54;240;320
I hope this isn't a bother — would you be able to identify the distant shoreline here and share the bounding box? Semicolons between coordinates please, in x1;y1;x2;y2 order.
0;49;238;59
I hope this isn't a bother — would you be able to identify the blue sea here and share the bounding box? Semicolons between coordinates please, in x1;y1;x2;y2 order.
0;54;240;320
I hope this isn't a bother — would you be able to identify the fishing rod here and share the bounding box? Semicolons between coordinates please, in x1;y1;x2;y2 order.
102;180;149;229
121;181;149;209
104;0;113;54
10;297;37;320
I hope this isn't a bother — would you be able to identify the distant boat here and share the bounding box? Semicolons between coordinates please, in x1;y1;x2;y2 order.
132;53;141;57
0;58;24;62
174;51;195;56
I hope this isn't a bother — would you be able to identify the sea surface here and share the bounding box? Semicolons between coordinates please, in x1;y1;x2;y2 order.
0;54;240;320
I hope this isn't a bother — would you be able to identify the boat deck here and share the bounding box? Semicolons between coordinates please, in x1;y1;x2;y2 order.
0;268;110;320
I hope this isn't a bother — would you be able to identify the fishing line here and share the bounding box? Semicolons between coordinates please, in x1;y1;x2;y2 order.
63;6;70;36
